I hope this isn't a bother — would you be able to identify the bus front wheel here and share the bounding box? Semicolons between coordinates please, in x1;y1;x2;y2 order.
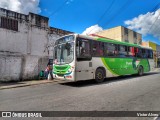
138;66;144;76
95;68;105;83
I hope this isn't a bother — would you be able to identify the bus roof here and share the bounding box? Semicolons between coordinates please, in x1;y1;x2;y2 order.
57;34;152;50
77;34;139;47
77;34;152;49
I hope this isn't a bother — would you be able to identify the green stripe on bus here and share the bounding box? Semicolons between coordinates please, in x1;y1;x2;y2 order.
101;58;119;76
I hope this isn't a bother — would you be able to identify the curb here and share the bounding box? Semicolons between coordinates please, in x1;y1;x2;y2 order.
0;80;55;90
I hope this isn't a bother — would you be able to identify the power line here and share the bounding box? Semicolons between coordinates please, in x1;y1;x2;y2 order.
48;0;69;18
147;3;160;35
147;11;160;36
88;0;116;34
113;1;160;45
125;2;160;38
102;0;133;28
88;0;133;35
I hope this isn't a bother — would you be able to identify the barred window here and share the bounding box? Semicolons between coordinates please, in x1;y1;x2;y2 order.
0;17;18;31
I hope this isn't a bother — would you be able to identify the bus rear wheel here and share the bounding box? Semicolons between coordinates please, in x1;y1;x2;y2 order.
95;68;105;83
138;66;144;76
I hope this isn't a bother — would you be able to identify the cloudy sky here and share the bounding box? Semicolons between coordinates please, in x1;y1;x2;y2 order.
0;0;160;44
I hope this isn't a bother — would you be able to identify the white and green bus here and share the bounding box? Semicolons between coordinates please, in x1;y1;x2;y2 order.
52;34;154;82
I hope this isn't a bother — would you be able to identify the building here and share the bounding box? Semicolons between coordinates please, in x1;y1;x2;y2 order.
0;8;72;82
96;26;142;44
142;41;160;67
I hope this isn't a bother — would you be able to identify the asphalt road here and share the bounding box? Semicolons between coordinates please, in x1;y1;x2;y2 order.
0;72;160;120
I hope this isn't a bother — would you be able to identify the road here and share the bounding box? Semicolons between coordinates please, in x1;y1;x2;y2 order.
0;72;160;120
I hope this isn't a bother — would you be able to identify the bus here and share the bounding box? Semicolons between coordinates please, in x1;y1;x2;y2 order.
52;34;154;83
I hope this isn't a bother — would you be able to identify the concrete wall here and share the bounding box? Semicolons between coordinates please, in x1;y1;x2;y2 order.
141;42;149;47
121;27;142;44
0;9;47;81
0;22;28;54
22;55;48;80
0;8;72;82
97;26;122;41
48;33;61;58
0;54;23;82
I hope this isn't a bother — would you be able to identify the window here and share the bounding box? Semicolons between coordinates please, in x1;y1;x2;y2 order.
104;43;108;56
124;28;128;42
148;50;153;59
133;32;137;38
142;49;148;58
36;16;41;27
92;41;104;57
118;45;128;57
128;47;133;57
106;43;116;57
137;48;142;58
135;48;153;59
0;17;18;31
76;38;91;61
124;28;128;35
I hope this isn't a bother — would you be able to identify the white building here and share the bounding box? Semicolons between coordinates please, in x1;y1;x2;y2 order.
0;8;72;81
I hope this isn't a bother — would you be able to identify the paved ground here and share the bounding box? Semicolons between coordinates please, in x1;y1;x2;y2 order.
0;80;55;90
0;71;160;120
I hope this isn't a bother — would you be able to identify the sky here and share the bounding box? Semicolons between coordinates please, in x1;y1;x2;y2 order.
0;0;160;45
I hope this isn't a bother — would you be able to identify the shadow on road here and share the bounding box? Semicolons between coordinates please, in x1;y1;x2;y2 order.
0;81;26;87
60;72;159;87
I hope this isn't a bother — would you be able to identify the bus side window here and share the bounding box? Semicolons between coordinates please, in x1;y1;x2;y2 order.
107;43;116;57
134;47;138;57
142;49;145;58
92;41;99;56
148;50;153;59
129;47;135;57
104;43;108;56
127;46;134;57
92;41;104;57
137;48;142;58
118;45;128;57
76;38;91;58
99;42;104;56
142;49;148;58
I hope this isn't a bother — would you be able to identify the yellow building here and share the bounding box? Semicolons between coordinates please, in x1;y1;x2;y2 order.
96;26;142;44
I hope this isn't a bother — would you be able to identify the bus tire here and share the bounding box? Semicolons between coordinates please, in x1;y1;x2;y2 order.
138;66;144;76
95;68;105;83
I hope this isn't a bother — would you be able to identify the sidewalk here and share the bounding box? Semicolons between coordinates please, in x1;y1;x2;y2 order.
0;79;55;90
153;68;160;72
0;68;159;90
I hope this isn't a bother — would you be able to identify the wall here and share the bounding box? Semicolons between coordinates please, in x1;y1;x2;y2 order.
0;54;23;82
47;27;73;58
96;26;142;44
0;8;49;81
141;42;149;47
97;26;122;41
0;8;72;82
149;41;157;51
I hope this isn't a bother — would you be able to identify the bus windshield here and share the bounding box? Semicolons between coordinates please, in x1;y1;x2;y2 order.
54;35;74;65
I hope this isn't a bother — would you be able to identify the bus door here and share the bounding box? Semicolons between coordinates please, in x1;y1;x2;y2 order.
76;38;93;80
